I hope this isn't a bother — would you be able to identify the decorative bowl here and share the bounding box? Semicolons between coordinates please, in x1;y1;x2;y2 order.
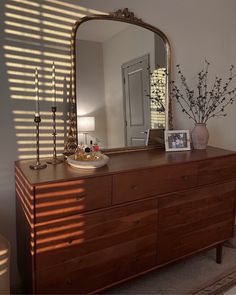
67;154;109;169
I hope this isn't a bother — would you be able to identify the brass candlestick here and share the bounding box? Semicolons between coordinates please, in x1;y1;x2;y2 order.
47;106;63;165
30;115;47;170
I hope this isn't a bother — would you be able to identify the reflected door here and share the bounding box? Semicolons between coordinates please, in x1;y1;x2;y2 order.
122;55;150;147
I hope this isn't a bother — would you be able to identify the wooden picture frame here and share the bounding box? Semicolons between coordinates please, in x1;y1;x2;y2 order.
146;129;165;146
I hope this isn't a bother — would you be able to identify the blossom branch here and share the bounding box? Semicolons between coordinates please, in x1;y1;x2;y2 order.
171;61;236;124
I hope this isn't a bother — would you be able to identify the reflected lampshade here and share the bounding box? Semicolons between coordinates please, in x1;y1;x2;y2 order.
78;116;95;132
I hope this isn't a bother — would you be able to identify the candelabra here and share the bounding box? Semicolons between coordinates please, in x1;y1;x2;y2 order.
47;106;63;165
29;115;47;170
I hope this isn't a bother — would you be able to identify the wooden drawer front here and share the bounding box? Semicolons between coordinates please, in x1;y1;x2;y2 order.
36;234;156;294
15;167;34;225
35;199;157;272
113;164;198;204
158;182;235;265
198;156;236;186
35;176;112;223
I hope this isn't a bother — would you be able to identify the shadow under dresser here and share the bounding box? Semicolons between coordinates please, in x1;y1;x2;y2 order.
15;147;236;294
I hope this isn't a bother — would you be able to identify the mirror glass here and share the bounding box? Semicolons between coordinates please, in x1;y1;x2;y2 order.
75;19;168;149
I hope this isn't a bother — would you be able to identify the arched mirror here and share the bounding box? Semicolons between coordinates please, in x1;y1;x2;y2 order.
71;9;172;151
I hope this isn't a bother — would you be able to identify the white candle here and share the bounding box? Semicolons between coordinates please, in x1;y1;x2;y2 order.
52;62;56;107
35;68;39;116
66;71;73;104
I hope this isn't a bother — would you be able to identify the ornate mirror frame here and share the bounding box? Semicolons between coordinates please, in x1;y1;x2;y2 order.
65;8;172;155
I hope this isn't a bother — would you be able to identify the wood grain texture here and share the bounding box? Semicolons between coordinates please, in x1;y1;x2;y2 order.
15;167;35;293
15;147;236;186
113;163;198;204
36;235;156;294
34;176;112;223
157;182;236;264
35;199;157;294
35;199;157;269
198;157;236;185
15;147;236;294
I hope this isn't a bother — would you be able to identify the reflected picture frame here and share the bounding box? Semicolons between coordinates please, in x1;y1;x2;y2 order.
145;128;165;146
164;130;191;151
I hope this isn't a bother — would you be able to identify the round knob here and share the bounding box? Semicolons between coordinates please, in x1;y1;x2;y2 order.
131;185;138;190
133;256;139;262
67;238;74;245
75;196;81;201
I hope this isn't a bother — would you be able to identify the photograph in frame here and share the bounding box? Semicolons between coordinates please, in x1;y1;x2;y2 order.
164;130;191;151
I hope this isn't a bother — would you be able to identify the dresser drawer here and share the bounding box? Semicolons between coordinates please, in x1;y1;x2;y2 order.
113;163;198;204
35;199;157;271
35;234;156;294
158;182;236;264
197;156;236;186
158;220;233;265
35;176;112;223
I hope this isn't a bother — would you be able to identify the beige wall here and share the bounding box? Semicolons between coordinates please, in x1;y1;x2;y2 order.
76;40;108;146
103;25;155;148
0;0;235;288
74;0;236;151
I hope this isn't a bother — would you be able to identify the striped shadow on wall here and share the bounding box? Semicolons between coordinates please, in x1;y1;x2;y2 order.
3;0;106;160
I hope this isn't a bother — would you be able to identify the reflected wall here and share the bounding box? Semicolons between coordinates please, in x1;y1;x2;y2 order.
76;19;167;149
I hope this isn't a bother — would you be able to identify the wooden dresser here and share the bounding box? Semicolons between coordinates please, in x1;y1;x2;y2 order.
15;147;236;294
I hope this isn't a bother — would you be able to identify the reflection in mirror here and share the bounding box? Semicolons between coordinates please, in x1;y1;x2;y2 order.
75;19;168;149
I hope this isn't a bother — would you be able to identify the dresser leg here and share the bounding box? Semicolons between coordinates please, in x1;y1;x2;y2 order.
216;244;222;264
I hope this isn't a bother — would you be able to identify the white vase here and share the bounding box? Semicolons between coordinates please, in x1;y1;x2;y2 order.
191;123;209;150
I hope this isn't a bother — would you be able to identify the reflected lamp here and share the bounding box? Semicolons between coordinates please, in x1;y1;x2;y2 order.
77;116;95;144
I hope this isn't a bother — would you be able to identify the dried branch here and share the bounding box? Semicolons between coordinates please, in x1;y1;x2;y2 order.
171;61;236;124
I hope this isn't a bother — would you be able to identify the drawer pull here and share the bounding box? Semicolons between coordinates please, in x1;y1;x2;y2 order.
66;278;72;285
131;185;138;190
75;195;84;201
133;256;139;262
182;175;189;181
67;238;74;245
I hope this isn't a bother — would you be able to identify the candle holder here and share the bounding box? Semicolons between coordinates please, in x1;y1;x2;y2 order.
47;106;63;165
30;115;47;170
64;74;78;157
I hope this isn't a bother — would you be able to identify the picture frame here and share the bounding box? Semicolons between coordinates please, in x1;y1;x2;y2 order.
145;128;165;146
164;130;191;151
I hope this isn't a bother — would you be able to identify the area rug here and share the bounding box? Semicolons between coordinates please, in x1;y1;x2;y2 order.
105;246;236;294
193;270;236;295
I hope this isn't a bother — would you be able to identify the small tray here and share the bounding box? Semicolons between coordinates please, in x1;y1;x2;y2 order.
67;154;109;169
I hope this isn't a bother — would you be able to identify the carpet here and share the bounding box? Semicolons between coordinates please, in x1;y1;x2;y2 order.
104;246;236;294
193;269;236;295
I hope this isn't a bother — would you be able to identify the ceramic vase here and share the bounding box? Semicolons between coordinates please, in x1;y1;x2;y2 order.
191;123;209;150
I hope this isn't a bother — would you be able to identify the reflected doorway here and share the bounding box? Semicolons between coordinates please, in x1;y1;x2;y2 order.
122;55;150;147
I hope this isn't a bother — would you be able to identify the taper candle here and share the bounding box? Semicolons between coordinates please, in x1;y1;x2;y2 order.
69;71;72;96
52;62;56;107
35;68;39;116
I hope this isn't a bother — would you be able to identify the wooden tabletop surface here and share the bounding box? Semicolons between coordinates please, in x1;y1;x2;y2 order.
15;146;236;186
